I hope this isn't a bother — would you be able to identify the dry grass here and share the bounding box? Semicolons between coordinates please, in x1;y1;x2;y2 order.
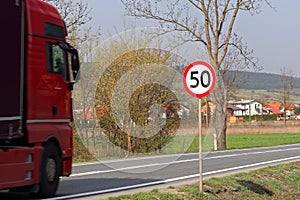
227;120;300;134
178;120;300;135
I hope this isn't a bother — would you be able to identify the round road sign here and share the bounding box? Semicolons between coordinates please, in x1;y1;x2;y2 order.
183;61;216;98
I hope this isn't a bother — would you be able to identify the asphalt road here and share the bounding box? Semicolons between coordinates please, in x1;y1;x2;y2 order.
1;144;300;200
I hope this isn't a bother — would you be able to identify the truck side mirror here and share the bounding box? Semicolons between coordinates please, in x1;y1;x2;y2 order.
57;41;80;82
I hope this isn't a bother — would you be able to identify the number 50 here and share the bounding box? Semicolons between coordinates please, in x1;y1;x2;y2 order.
190;70;211;88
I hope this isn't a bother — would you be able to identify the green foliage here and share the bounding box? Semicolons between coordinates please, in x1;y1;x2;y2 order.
242;114;278;122
294;106;300;115
70;123;95;162
73;134;95;162
94;48;181;154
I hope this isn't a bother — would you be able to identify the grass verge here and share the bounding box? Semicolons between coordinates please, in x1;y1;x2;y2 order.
226;133;300;149
187;133;300;153
109;161;300;200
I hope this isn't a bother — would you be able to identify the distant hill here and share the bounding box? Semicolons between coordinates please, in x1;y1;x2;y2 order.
81;62;300;90
227;71;300;90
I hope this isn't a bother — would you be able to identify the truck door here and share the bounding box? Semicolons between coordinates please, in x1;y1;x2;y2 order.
45;42;72;120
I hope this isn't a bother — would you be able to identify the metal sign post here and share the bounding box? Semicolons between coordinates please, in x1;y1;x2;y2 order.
198;98;203;192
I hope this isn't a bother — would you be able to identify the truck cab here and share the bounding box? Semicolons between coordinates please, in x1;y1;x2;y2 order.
0;0;79;197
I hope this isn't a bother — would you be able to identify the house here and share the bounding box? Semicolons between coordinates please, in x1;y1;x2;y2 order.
284;103;294;117
263;102;295;120
201;100;215;122
227;99;263;116
262;102;283;115
226;103;247;123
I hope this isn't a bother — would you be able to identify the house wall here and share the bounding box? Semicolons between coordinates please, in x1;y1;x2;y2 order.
231;100;263;116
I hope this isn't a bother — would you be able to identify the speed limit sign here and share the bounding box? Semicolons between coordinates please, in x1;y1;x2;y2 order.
183;61;216;98
183;60;216;191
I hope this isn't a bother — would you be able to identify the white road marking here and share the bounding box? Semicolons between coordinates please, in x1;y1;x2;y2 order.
70;158;198;177
203;156;300;175
205;147;300;160
73;144;300;167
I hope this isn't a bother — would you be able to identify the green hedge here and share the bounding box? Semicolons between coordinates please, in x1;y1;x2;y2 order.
243;114;278;122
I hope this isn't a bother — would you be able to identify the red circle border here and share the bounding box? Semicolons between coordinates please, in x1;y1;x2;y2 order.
183;61;216;99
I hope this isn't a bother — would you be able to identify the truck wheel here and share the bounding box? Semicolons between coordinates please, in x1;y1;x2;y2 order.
37;142;62;198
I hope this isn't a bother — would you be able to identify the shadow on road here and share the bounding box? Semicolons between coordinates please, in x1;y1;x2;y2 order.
57;177;159;196
0;177;159;199
0;190;35;200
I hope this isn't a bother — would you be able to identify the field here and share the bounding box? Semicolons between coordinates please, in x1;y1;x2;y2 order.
183;133;300;153
171;120;300;153
233;88;300;103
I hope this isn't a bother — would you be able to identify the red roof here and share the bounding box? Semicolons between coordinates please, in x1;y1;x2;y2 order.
227;104;247;111
269;107;283;115
263;102;294;113
285;103;294;110
263;102;282;110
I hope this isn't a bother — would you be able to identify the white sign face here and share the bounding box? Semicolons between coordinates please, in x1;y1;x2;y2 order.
183;61;216;98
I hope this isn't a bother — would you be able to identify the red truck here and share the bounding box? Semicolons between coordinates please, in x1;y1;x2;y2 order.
0;0;80;197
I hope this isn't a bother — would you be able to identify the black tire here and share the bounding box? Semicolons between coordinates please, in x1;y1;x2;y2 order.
37;142;62;198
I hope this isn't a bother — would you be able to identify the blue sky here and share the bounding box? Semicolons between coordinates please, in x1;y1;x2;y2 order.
83;0;300;76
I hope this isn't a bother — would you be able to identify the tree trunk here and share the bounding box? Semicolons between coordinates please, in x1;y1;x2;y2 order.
217;113;227;150
283;107;287;127
211;77;227;150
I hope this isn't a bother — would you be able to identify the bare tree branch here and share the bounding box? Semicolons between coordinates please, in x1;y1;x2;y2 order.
44;0;100;47
121;0;271;149
280;67;296;126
